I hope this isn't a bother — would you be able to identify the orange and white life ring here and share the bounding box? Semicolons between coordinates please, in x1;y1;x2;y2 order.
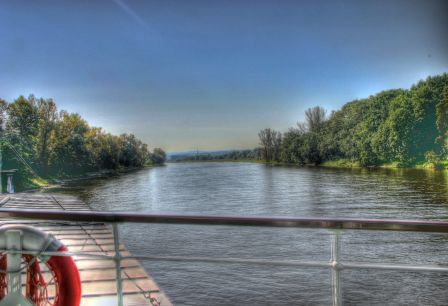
0;225;81;306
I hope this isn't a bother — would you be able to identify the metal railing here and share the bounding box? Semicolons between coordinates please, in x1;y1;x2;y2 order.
1;208;448;306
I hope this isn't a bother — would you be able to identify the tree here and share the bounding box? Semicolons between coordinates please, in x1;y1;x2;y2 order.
50;112;91;174
258;128;273;162
264;73;448;167
150;148;166;165
6;95;39;148
273;131;282;162
258;128;282;162
305;106;326;133
96;133;121;169
281;129;305;164
0;99;7;131
436;86;448;156
118;134;149;167
0;94;159;189
36;98;58;173
3;96;40;183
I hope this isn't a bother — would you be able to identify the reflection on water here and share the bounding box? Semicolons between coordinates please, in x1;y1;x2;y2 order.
52;163;448;305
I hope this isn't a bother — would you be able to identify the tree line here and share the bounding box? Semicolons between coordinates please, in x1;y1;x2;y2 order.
258;73;448;168
0;95;166;189
169;149;260;162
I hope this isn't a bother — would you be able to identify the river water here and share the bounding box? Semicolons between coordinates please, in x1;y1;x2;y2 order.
54;162;448;305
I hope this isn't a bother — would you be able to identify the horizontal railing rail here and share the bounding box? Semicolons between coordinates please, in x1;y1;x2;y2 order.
1;208;448;306
1;208;448;232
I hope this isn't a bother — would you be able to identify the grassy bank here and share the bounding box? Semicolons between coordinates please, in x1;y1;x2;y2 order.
320;159;448;170
415;160;448;170
8;165;157;192
320;159;361;168
15;176;53;192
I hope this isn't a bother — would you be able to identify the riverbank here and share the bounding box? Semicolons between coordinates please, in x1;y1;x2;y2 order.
320;159;448;170
26;159;446;193
172;158;448;171
13;165;161;192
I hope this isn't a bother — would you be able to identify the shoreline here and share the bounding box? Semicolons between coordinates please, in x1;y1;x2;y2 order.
17;165;161;193
168;159;448;171
19;159;447;193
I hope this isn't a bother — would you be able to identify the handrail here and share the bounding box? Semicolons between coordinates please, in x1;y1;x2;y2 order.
0;208;448;232
1;208;448;306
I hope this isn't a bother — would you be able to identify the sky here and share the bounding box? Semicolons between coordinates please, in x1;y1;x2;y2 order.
1;0;447;152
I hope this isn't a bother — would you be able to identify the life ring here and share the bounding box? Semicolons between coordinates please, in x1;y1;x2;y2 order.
0;225;81;306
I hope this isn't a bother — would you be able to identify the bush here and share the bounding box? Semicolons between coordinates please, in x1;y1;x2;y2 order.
424;151;444;170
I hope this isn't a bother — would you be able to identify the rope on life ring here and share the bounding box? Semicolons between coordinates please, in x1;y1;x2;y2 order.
0;225;81;306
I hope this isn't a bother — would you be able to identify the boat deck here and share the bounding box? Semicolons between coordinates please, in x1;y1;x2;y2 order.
0;193;171;306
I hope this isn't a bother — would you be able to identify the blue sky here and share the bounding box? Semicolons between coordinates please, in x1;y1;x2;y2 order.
1;0;447;151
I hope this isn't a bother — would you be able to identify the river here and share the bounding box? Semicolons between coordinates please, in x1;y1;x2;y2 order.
53;162;448;305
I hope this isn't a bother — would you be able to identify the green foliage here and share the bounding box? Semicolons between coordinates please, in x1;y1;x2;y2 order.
0;95;165;189
260;73;448;168
372;93;416;163
436;86;448;156
424;151;444;170
320;159;360;168
149;148;167;165
280;129;305;164
169;149;260;162
258;128;282;162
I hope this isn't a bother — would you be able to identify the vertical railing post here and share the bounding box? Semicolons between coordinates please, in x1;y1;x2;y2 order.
331;231;342;306
113;223;124;306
